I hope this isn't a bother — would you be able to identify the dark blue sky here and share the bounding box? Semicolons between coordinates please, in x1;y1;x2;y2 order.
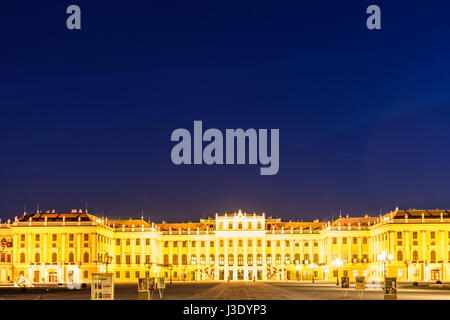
1;1;450;222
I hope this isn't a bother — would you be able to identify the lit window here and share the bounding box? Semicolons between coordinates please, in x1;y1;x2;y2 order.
228;255;234;266
247;254;253;266
238;254;243;266
276;254;281;265
285;254;290;264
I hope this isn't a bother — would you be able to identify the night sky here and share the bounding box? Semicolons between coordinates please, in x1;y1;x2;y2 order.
1;1;450;222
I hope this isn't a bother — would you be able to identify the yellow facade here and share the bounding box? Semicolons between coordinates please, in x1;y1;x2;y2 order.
1;208;449;284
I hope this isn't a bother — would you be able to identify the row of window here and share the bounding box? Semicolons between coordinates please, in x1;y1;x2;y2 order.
393;249;441;261
115;255;151;265
116;239;152;246
162;253;320;266
19;252;91;263
163;239;320;248
217;221;263;230
115;270;150;279
331;237;368;245
20;233;91;242
18;250;447;265
0;253;11;263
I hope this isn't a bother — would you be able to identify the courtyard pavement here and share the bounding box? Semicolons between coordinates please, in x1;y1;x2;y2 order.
1;281;450;300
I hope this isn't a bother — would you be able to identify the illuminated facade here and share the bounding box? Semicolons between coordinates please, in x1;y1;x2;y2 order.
1;208;450;284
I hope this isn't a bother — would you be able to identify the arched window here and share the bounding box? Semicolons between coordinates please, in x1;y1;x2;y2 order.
276;254;281;265
35;253;40;263
285;254;290;265
182;254;187;265
313;253;319;264
430;250;436;262
200;254;206;265
20;253;25;263
266;254;272;265
256;254;262;266
172;254;178;265
304;253;310;263
294;253;300;264
52;253;57;263
219;254;225;266
68;252;74;263
83;252;89;263
413;250;419;261
238;254;243;266
228;254;234;266
397;250;403;261
247;254;253;266
191;254;197;265
209;254;215;265
163;254;169;265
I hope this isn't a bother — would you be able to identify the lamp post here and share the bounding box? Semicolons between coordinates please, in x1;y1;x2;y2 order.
296;265;303;281
104;253;113;274
145;261;154;278
310;263;317;283
377;250;393;292
168;265;173;285
332;258;343;286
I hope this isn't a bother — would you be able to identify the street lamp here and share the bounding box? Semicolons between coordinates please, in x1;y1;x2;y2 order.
310;263;317;283
104;253;113;273
168;265;174;285
377;250;393;292
332;258;343;286
145;261;154;278
296;265;303;281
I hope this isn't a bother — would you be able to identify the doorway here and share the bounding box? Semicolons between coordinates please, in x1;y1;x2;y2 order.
33;270;40;283
431;269;441;281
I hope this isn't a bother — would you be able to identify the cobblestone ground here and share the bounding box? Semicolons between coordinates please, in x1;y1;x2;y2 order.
1;282;450;300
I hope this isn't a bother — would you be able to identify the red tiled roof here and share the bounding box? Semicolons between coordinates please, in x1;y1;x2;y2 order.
330;217;377;227
110;220;152;228
18;212;96;222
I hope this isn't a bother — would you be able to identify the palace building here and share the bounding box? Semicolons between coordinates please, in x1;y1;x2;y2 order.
1;208;450;285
